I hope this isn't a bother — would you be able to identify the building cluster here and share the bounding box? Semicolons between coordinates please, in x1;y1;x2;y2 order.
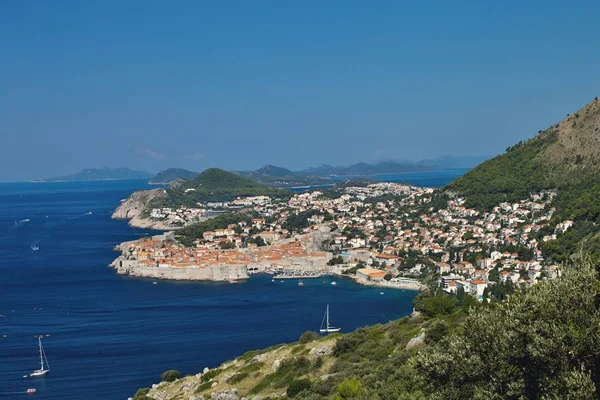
149;207;206;226
137;182;570;296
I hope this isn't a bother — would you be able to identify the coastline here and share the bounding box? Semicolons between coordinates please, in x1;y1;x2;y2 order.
342;273;426;291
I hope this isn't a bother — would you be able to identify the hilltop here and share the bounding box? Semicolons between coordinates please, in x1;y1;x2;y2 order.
447;97;600;209
149;168;199;184
252;164;296;177
40;167;152;182
112;168;292;228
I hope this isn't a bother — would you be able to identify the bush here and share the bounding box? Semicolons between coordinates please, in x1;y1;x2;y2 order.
425;320;448;344
299;330;320;344
383;273;392;281
287;378;312;397
227;371;249;384
160;369;180;382
133;388;152;400
201;368;222;382
420;295;458;317
335;377;363;399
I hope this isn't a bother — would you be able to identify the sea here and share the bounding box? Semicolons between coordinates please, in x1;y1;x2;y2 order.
0;171;463;399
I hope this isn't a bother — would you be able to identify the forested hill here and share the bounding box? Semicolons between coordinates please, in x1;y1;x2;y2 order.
446;97;600;211
149;168;292;208
447;98;600;262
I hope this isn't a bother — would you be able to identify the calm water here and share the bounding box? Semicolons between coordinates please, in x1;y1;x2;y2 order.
0;180;419;399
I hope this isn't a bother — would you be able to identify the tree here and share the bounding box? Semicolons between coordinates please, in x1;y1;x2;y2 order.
219;241;235;249
416;257;600;399
383;273;392;281
425;320;449;344
420;295;458;317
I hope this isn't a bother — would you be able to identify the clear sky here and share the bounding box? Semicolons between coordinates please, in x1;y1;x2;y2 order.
1;1;599;180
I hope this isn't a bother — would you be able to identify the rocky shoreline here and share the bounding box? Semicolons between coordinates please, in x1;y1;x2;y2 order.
111;188;177;230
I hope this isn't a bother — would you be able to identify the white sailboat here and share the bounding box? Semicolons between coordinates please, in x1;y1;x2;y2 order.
29;336;49;377
319;304;341;333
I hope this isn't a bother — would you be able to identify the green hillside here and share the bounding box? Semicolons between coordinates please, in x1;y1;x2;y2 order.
150;168;293;208
447;98;600;262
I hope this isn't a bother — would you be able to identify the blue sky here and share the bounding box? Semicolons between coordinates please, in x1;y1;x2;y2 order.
1;1;599;180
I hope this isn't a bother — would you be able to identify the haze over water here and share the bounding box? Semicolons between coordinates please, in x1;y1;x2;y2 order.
0;174;457;399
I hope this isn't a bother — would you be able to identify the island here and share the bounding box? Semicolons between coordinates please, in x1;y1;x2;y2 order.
40;167;152;182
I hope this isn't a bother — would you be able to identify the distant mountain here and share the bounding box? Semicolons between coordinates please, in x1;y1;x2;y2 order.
149;168;199;184
41;167;152;182
251;164;295;177
418;155;490;169
236;165;328;188
296;161;432;176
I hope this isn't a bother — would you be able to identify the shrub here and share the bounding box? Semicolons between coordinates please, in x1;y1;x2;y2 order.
133;388;151;400
227;371;249;384
160;369;180;382
335;377;363;399
287;378;312;397
299;330;320;344
420;295;458;317
424;320;448;344
201;368;222;382
194;381;212;393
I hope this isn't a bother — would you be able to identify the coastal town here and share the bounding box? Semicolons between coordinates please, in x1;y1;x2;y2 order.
112;182;566;298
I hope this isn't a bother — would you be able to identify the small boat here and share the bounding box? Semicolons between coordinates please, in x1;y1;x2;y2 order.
331;281;337;286
319;304;341;333
298;279;304;287
26;389;37;394
29;336;50;377
152;281;157;285
271;279;275;282
380;292;384;295
30;245;39;251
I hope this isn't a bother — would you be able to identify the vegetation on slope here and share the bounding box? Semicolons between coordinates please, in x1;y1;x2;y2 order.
175;213;250;247
149;168;293;208
448;98;600;262
140;257;600;400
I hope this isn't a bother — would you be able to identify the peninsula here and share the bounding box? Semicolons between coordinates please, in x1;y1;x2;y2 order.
132;97;600;400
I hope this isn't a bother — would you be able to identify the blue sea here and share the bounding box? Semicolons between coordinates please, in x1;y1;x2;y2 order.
0;179;428;399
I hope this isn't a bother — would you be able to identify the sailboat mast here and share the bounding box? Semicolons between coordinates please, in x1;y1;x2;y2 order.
38;337;44;370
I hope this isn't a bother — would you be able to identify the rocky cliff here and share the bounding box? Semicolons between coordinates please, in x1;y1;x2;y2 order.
111;188;172;230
